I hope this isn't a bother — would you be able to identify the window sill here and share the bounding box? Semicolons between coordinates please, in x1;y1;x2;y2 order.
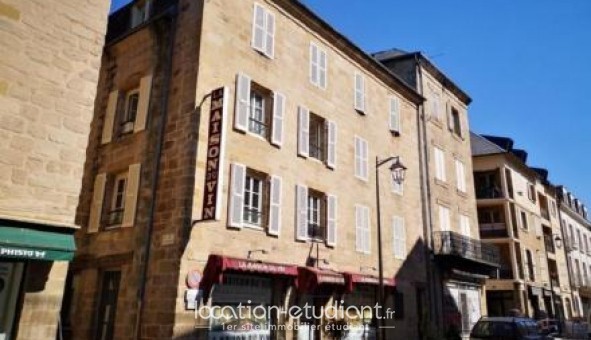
245;130;271;144
429;118;444;129
243;224;266;232
435;179;448;188
251;47;274;60
457;190;468;198
451;133;464;142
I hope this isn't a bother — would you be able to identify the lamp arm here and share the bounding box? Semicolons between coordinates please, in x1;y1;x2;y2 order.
376;156;400;168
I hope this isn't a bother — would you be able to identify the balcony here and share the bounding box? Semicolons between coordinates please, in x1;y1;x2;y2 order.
476;187;504;200
480;223;509;238
433;231;501;270
544;233;555;253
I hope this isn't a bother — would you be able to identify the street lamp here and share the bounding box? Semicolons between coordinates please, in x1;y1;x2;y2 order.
375;156;407;340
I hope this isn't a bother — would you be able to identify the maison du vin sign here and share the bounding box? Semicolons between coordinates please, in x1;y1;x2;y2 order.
201;87;228;221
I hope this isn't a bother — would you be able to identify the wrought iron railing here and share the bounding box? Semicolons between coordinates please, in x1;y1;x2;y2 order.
243;208;263;226
308;224;326;242
106;208;124;226
433;231;500;266
248;118;268;138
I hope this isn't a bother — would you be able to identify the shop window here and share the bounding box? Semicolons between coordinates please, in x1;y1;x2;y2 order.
95;271;121;340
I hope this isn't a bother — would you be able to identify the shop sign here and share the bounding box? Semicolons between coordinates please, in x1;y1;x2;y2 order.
228;258;297;276
318;274;346;285
0;246;48;260
201;87;228;221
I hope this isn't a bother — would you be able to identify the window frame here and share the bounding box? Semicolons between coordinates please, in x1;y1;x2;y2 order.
451;107;462;137
105;172;127;228
307;189;326;242
354;136;369;181
251;3;275;59
438;205;451;232
243;171;266;229
455;158;466;192
247;88;271;139
308;113;326;162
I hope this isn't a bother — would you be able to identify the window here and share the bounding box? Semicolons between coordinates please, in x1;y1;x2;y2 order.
131;0;151;28
247;85;273;138
450;107;462;137
393;216;406;259
430;90;441;121
525;249;535;281
354;136;368;180
527;183;536;202
309;113;325;161
307;190;325;241
434;147;446;182
354;72;365;112
106;173;127;227
251;3;275;58
310;43;327;89
439;205;450;232
96;271;121;340
243;171;265;228
120;90;139;135
355;205;371;254
455;159;466;192
520;211;529;230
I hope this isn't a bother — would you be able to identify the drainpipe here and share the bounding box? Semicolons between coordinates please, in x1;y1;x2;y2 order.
134;6;178;340
414;55;441;331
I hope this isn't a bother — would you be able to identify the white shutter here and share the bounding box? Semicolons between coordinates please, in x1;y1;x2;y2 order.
362;139;368;179
268;175;282;236
355;137;369;180
354;73;365;112
534;214;542;238
319;49;327;89
134;74;152;132
122;163;141;228
435;147;446;182
228;163;246;228
88;173;107;233
271;91;285;147
326;195;337;247
460;215;471;237
251;3;265;52
393;216;406;259
297;106;309;157
439;205;450;232
389;96;401;134
326;120;337;169
455;159;466;192
446;101;454;131
264;10;275;58
296;185;308;241
234;73;251;132
101;90;119;144
310;43;319;85
364;206;371;253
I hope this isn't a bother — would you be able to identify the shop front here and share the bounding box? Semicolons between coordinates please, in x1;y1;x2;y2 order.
0;221;76;340
444;281;482;338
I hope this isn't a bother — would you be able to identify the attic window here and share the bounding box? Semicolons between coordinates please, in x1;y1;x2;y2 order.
131;0;151;29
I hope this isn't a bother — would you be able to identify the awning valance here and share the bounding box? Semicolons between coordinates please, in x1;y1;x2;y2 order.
200;254;299;294
344;272;395;292
0;226;76;261
297;267;346;292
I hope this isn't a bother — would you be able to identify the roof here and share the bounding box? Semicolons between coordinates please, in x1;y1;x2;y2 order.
373;48;472;105
470;132;506;156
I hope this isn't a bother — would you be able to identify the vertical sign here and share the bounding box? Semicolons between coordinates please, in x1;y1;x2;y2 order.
201;87;228;221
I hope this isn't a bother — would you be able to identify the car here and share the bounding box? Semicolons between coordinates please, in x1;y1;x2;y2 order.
470;317;544;339
536;318;558;336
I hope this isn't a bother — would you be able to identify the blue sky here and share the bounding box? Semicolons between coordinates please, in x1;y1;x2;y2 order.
110;0;591;204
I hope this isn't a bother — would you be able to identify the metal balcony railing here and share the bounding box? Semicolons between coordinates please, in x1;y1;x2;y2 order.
308;224;326;242
479;223;509;238
476;186;504;199
106;209;124;226
433;231;501;266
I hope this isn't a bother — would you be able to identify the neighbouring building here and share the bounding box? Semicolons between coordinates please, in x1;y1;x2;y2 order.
63;0;435;339
471;133;573;321
557;186;591;318
0;0;110;339
375;50;500;338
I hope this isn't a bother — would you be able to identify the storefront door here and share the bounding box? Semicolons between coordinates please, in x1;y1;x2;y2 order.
446;283;481;337
0;262;23;340
96;271;121;340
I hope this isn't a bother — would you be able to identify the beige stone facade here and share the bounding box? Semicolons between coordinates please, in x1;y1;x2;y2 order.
472;133;573;321
0;0;110;339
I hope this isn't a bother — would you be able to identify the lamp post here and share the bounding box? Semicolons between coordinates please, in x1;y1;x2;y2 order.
375;156;407;340
545;234;563;333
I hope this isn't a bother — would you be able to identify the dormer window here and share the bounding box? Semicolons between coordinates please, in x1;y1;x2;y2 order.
131;0;151;29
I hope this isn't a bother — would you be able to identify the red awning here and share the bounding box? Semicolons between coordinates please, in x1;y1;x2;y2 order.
297;267;346;292
344;272;396;292
200;254;299;294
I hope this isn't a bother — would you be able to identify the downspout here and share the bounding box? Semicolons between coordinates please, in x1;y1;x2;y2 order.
556;198;578;319
134;6;178;339
415;55;440;330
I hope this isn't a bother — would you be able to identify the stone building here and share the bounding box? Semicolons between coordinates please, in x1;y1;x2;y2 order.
64;0;434;339
0;0;110;339
556;186;591;318
375;51;499;338
471;133;573;321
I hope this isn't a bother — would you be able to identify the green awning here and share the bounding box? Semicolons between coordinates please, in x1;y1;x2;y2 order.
0;226;76;261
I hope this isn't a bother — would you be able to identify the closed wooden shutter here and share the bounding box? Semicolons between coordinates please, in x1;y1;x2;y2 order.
228;163;246;228
354;73;365;112
271;91;285;147
88;173;107;233
296;184;308;241
134;75;152;132
268;175;282;236
319;49;327;88
122;163;141;228
310;43;318;85
326;194;337;247
101;91;119;144
389;96;401;134
393;216;406;259
326;120;337;169
356;205;370;253
460;215;471;237
297;106;309;157
455;159;466;192
251;4;266;52
355;137;368;180
435;147;446;181
234;73;251;132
